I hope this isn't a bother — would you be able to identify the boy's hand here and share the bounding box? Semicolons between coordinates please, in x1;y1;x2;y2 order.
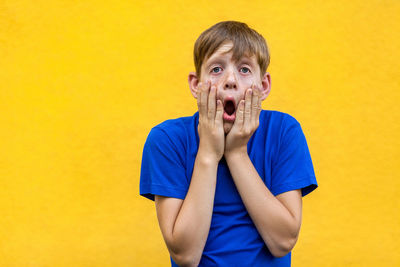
197;80;225;162
225;84;262;157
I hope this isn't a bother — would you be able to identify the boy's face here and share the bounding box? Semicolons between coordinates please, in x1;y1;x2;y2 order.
189;41;271;134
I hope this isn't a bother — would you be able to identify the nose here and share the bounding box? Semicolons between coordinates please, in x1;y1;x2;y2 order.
223;68;237;90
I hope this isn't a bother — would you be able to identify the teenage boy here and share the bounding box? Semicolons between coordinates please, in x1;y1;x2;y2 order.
140;21;318;267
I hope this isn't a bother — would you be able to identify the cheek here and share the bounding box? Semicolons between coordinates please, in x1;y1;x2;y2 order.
201;74;218;84
238;76;258;97
210;76;222;86
211;78;225;96
238;75;255;87
209;74;256;93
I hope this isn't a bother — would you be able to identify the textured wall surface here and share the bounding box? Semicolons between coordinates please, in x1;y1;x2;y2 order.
1;0;399;266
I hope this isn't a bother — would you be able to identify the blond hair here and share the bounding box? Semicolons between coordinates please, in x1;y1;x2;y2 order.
193;21;270;79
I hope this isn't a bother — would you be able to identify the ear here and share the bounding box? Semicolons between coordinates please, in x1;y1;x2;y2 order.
260;72;271;101
188;72;200;99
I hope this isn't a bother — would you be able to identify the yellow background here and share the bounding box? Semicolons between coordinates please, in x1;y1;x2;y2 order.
1;0;399;266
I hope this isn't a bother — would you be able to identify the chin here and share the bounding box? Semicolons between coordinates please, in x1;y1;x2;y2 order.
223;122;233;134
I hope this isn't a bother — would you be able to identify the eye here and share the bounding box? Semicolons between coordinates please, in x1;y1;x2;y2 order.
240;67;250;74
211;67;222;73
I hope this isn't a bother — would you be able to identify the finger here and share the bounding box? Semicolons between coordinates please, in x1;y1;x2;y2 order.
244;88;252;125
215;99;223;126
257;87;262;123
256;84;262;122
234;100;245;129
197;82;202;112
197;82;205;118
200;81;210;119
208;85;216;120
251;84;260;127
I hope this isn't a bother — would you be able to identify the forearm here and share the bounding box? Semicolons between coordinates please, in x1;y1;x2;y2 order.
225;152;298;257
170;150;218;266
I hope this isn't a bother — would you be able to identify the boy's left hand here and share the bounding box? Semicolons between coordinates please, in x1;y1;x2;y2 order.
225;84;262;157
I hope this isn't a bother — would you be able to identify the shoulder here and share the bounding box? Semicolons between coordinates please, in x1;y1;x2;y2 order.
260;109;299;123
144;113;198;151
259;110;301;131
154;112;197;131
150;113;197;137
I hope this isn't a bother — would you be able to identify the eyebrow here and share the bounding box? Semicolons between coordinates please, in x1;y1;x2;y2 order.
204;58;226;69
204;57;255;70
237;58;256;68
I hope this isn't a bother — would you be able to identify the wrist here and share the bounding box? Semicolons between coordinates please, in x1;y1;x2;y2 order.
197;146;221;165
224;147;248;161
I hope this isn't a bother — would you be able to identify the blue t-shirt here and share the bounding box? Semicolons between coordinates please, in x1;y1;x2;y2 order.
140;110;318;267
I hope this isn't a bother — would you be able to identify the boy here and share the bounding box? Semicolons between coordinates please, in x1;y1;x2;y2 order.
140;21;318;267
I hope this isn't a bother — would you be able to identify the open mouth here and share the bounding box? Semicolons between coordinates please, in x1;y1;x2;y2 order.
224;100;235;115
223;97;236;122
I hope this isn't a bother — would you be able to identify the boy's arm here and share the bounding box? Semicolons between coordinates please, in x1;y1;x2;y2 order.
155;81;224;267
224;153;302;258
155;153;218;267
224;87;302;258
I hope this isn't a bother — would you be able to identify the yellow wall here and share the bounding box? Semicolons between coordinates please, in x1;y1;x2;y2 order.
1;0;399;266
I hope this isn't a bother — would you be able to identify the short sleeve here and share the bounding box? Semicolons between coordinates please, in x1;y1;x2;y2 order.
271;116;318;197
140;127;189;201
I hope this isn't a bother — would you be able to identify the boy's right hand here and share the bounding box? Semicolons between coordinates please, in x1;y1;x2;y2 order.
197;80;225;162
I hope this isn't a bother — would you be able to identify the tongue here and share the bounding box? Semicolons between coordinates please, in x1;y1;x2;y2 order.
225;101;235;115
